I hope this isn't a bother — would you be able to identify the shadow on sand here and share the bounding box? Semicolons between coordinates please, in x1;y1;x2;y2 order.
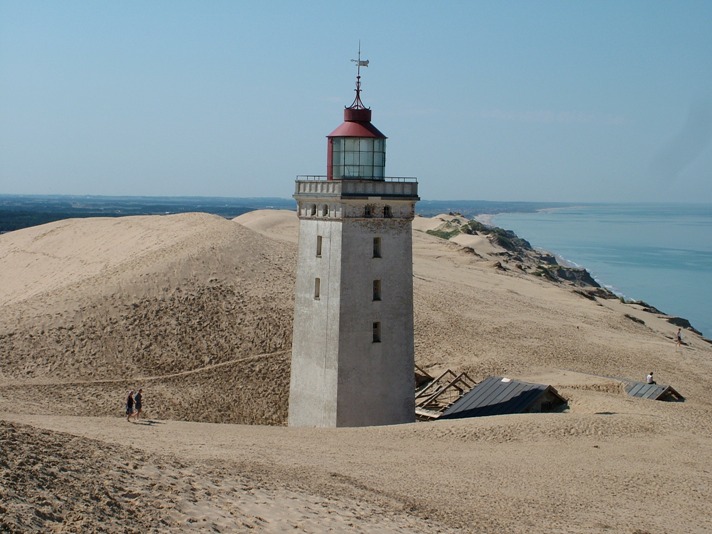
131;419;164;426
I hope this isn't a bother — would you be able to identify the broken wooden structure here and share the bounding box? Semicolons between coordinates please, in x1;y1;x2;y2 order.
415;365;476;420
414;368;568;420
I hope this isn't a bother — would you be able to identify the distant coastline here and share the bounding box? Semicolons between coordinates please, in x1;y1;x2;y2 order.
0;194;569;234
0;194;295;233
492;204;712;338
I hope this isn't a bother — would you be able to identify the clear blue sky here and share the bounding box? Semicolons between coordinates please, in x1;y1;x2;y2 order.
1;1;711;202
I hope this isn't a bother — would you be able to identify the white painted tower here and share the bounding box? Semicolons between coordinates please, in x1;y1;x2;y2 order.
288;53;419;427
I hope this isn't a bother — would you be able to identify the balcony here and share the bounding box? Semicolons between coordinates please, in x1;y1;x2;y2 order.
295;176;419;199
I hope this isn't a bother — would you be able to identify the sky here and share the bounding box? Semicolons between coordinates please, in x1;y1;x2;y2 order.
1;1;711;203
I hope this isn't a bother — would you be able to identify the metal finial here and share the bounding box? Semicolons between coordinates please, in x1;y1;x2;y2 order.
349;42;369;110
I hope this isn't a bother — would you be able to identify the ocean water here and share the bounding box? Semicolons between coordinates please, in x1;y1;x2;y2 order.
493;204;712;338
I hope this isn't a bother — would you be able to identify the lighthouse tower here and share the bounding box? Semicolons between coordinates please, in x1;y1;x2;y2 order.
288;54;419;427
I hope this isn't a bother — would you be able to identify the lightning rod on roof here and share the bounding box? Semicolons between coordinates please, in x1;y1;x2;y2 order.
349;41;369;110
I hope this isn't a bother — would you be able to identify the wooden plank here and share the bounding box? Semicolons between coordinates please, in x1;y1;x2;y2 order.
414;364;433;380
417;373;472;407
415;369;457;399
415;407;442;419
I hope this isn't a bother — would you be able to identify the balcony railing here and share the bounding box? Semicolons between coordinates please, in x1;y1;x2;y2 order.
295;176;419;199
296;175;417;183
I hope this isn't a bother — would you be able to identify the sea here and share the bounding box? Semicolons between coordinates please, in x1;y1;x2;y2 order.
492;204;712;338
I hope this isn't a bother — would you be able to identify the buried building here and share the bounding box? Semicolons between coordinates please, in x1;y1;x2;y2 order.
437;376;568;420
625;381;685;402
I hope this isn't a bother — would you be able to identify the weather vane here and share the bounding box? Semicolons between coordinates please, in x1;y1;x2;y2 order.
349;42;369;110
350;41;369;74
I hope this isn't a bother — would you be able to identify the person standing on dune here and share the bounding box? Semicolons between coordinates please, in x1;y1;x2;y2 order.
134;389;143;421
126;390;135;422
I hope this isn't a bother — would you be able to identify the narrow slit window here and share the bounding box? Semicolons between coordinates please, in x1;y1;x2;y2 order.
373;280;381;301
373;237;381;258
316;235;322;257
373;321;381;343
314;278;321;300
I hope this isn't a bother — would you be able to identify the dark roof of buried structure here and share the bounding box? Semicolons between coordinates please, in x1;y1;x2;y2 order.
440;376;567;419
625;382;685;402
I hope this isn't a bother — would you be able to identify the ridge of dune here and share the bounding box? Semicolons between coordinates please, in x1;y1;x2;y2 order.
2;209;712;532
0;213;233;305
233;208;299;243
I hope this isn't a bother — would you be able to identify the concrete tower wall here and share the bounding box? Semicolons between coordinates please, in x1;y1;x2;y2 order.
288;218;343;427
336;216;415;426
288;192;417;427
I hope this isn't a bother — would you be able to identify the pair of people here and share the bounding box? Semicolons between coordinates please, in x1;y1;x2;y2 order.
125;388;143;421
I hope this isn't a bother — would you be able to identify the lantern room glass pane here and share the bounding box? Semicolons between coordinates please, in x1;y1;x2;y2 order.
331;137;386;179
359;138;373;151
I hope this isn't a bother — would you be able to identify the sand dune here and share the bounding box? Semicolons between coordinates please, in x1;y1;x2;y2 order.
2;209;712;532
233;209;299;244
0;213;295;423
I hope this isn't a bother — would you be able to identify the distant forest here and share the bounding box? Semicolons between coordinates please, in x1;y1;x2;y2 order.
0;195;568;233
0;195;293;233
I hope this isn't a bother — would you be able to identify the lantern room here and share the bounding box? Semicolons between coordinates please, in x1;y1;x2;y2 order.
326;58;387;181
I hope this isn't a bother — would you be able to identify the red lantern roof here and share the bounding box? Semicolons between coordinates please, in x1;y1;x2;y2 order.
327;113;386;139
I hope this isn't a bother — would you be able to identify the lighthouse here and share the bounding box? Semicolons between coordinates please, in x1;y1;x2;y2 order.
288;53;419;427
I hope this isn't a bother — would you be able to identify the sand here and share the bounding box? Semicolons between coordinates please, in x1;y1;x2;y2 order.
2;210;712;533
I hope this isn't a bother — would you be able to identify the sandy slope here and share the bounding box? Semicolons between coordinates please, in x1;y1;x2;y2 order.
2;210;712;533
0;213;294;424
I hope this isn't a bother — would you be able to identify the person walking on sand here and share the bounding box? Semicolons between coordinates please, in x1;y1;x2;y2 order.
676;328;683;346
126;390;135;422
647;372;656;385
133;389;143;421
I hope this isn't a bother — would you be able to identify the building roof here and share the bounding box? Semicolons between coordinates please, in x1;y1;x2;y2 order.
327;118;386;139
625;381;685;401
439;376;566;419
